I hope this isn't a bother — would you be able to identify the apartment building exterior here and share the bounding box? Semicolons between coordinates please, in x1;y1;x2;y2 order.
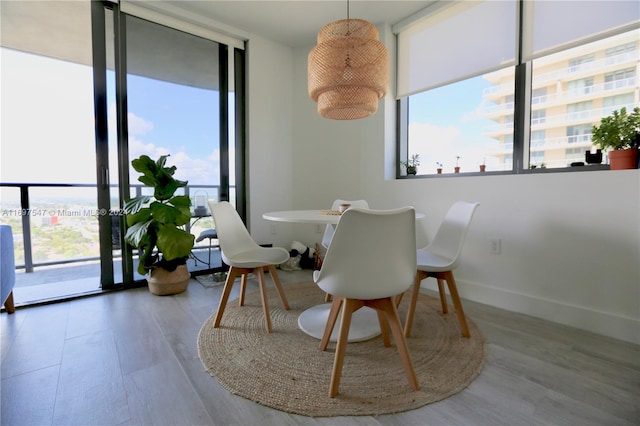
483;29;639;169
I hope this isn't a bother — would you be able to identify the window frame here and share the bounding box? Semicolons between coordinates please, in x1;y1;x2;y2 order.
396;0;634;179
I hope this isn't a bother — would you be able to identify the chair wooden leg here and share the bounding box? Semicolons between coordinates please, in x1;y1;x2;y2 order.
377;310;391;347
256;267;272;333
404;271;426;338
378;298;420;391
267;265;289;310
4;291;15;314
213;267;241;328
394;292;404;308
329;299;363;398
437;278;448;313
319;297;342;351
367;298;420;391
443;271;470;338
239;273;248;306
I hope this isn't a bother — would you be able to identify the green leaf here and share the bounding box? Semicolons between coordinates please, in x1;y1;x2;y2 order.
123;196;152;215
124;219;154;248
168;195;192;226
125;207;152;227
149;202;182;224
157;224;194;261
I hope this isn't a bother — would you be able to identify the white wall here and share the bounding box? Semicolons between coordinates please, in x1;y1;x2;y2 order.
245;29;639;344
245;36;294;248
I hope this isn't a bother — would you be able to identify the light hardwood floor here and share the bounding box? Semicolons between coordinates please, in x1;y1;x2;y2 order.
2;270;639;426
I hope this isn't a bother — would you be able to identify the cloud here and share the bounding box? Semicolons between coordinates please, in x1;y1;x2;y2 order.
408;122;462;168
407;121;502;171
108;103;153;136
126;138;221;188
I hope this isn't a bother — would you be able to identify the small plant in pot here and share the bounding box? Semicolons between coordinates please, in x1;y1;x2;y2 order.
400;154;421;175
124;154;195;295
591;106;640;170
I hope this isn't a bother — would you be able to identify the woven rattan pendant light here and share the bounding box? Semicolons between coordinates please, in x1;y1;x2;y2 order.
308;1;389;120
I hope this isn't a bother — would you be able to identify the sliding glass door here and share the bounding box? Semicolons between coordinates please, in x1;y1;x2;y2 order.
93;2;243;285
0;1;243;303
121;14;229;280
0;1;110;301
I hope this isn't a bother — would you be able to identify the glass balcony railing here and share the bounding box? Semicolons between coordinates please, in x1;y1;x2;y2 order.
0;182;224;274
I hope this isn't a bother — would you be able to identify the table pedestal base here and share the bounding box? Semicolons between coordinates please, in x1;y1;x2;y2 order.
297;303;381;342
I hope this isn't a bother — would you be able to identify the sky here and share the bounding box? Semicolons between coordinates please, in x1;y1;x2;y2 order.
1;44;500;203
407;73;507;173
1;48;231;201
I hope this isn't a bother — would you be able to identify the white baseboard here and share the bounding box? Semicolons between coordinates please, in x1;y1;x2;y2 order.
419;279;640;345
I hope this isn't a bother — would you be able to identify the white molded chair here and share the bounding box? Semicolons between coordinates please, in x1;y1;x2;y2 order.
314;207;420;397
208;201;290;333
321;199;369;249
404;201;480;338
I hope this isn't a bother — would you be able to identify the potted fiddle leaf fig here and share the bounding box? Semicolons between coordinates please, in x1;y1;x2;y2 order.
591;106;640;170
124;154;195;295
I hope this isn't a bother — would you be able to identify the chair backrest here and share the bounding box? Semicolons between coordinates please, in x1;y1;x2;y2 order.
425;201;479;268
207;201;259;262
315;207;417;300
321;199;370;248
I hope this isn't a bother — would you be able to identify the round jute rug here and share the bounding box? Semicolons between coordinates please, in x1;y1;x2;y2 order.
197;281;486;417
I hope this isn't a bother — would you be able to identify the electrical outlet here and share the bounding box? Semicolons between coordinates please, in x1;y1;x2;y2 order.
490;238;501;254
270;224;277;235
315;224;323;233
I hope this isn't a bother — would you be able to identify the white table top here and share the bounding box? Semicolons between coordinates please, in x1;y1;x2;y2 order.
262;210;343;224
263;209;424;224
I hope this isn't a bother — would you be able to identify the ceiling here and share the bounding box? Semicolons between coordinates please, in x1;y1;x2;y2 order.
157;1;437;47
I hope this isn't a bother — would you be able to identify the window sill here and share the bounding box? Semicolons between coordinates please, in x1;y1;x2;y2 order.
397;164;614;179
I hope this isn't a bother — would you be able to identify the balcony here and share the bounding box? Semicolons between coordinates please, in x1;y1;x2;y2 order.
0;182;225;307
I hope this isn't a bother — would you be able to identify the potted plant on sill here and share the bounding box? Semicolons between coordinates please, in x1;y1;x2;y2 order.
591;106;640;170
124;154;195;295
454;156;461;173
436;162;443;174
401;154;421;175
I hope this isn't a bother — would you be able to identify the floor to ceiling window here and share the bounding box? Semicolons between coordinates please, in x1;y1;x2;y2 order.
116;13;232;281
0;0;107;302
0;0;245;305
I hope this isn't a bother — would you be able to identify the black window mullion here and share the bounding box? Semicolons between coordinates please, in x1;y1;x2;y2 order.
512;62;531;173
91;1;114;288
113;6;135;285
233;47;247;220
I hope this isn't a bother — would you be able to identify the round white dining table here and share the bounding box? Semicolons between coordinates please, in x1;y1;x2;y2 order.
262;208;424;343
262;209;342;224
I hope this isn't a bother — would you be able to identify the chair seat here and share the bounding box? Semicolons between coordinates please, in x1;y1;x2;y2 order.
196;229;218;242
416;250;455;272
223;247;289;269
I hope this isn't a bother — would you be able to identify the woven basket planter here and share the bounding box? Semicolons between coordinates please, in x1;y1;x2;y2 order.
147;264;190;296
